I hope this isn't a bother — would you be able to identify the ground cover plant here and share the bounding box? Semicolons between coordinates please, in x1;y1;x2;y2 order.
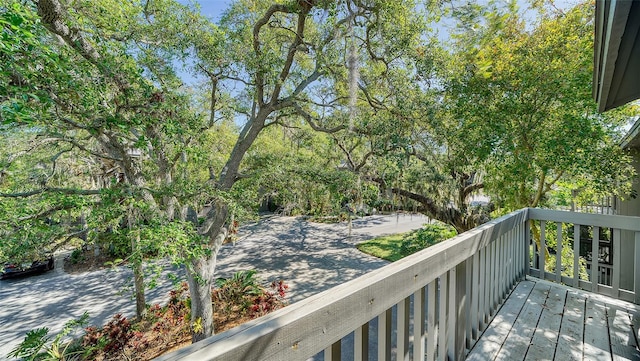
357;223;456;261
10;272;288;361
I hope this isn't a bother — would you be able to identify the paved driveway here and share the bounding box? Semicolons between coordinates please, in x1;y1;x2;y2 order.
0;213;428;358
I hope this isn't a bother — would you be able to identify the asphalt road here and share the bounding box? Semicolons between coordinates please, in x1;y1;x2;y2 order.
0;213;428;359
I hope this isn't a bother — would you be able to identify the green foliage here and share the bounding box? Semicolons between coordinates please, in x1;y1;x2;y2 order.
536;221;589;280
399;224;457;256
9;312;90;361
357;223;456;261
444;1;635;211
69;249;85;264
8;328;50;361
214;270;262;313
212;270;289;319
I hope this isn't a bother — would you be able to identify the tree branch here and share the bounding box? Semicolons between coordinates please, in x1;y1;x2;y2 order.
290;103;347;133
462;182;485;198
270;9;311;104
37;0;101;63
55;136;123;162
253;4;291;105
0;187;101;198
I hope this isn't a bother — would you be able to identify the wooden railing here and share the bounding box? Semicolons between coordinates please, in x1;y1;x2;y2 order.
527;208;640;304
158;210;529;361
157;208;639;361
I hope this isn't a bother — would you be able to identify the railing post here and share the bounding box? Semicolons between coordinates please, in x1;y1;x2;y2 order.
556;222;562;283
452;261;467;360
592;226;600;292
540;220;546;280
525;221;530;278
612;229;620;298
573;224;580;288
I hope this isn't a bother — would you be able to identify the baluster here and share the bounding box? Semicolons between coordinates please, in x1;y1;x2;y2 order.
635;231;640;304
471;250;480;341
427;280;436;361
573;224;580;288
438;273;448;361
354;322;368;361
525;221;529;277
556;222;562;283
447;267;456;361
377;309;392;361
592;226;599;292
612;228;620;298
324;341;340;361
414;287;426;361
478;246;487;328
398;297;410;361
540;220;546;280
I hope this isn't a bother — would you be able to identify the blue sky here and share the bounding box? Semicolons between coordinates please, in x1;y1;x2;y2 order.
188;1;231;21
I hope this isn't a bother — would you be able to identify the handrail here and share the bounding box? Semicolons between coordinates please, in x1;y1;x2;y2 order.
528;208;640;231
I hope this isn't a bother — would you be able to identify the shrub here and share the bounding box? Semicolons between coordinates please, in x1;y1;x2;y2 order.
249;280;289;318
399;224;457;256
214;270;262;314
9;312;90;361
213;271;289;319
83;313;132;354
69;249;85;264
12;276;288;361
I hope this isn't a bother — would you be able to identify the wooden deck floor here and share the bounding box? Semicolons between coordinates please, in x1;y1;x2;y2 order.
467;278;640;361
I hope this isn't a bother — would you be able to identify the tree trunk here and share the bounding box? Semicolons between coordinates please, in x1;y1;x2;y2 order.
133;256;146;321
529;219;551;259
128;211;146;321
188;222;227;342
186;253;216;342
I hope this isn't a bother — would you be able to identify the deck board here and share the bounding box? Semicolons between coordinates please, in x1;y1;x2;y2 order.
466;281;534;361
555;291;585;361
608;305;640;361
467;278;640;361
632;311;640;355
583;297;611;360
494;282;550;361
524;285;566;361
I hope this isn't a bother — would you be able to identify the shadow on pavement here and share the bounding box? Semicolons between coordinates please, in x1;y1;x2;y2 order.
0;213;427;358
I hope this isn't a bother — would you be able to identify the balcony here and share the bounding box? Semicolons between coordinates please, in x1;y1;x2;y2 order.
158;208;640;361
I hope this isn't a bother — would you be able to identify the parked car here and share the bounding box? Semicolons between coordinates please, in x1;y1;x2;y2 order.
0;257;54;280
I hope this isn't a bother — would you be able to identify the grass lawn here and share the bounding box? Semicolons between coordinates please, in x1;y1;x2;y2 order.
356;224;457;262
356;233;407;262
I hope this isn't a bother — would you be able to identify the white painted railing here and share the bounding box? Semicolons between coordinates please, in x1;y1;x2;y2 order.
156;208;639;361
